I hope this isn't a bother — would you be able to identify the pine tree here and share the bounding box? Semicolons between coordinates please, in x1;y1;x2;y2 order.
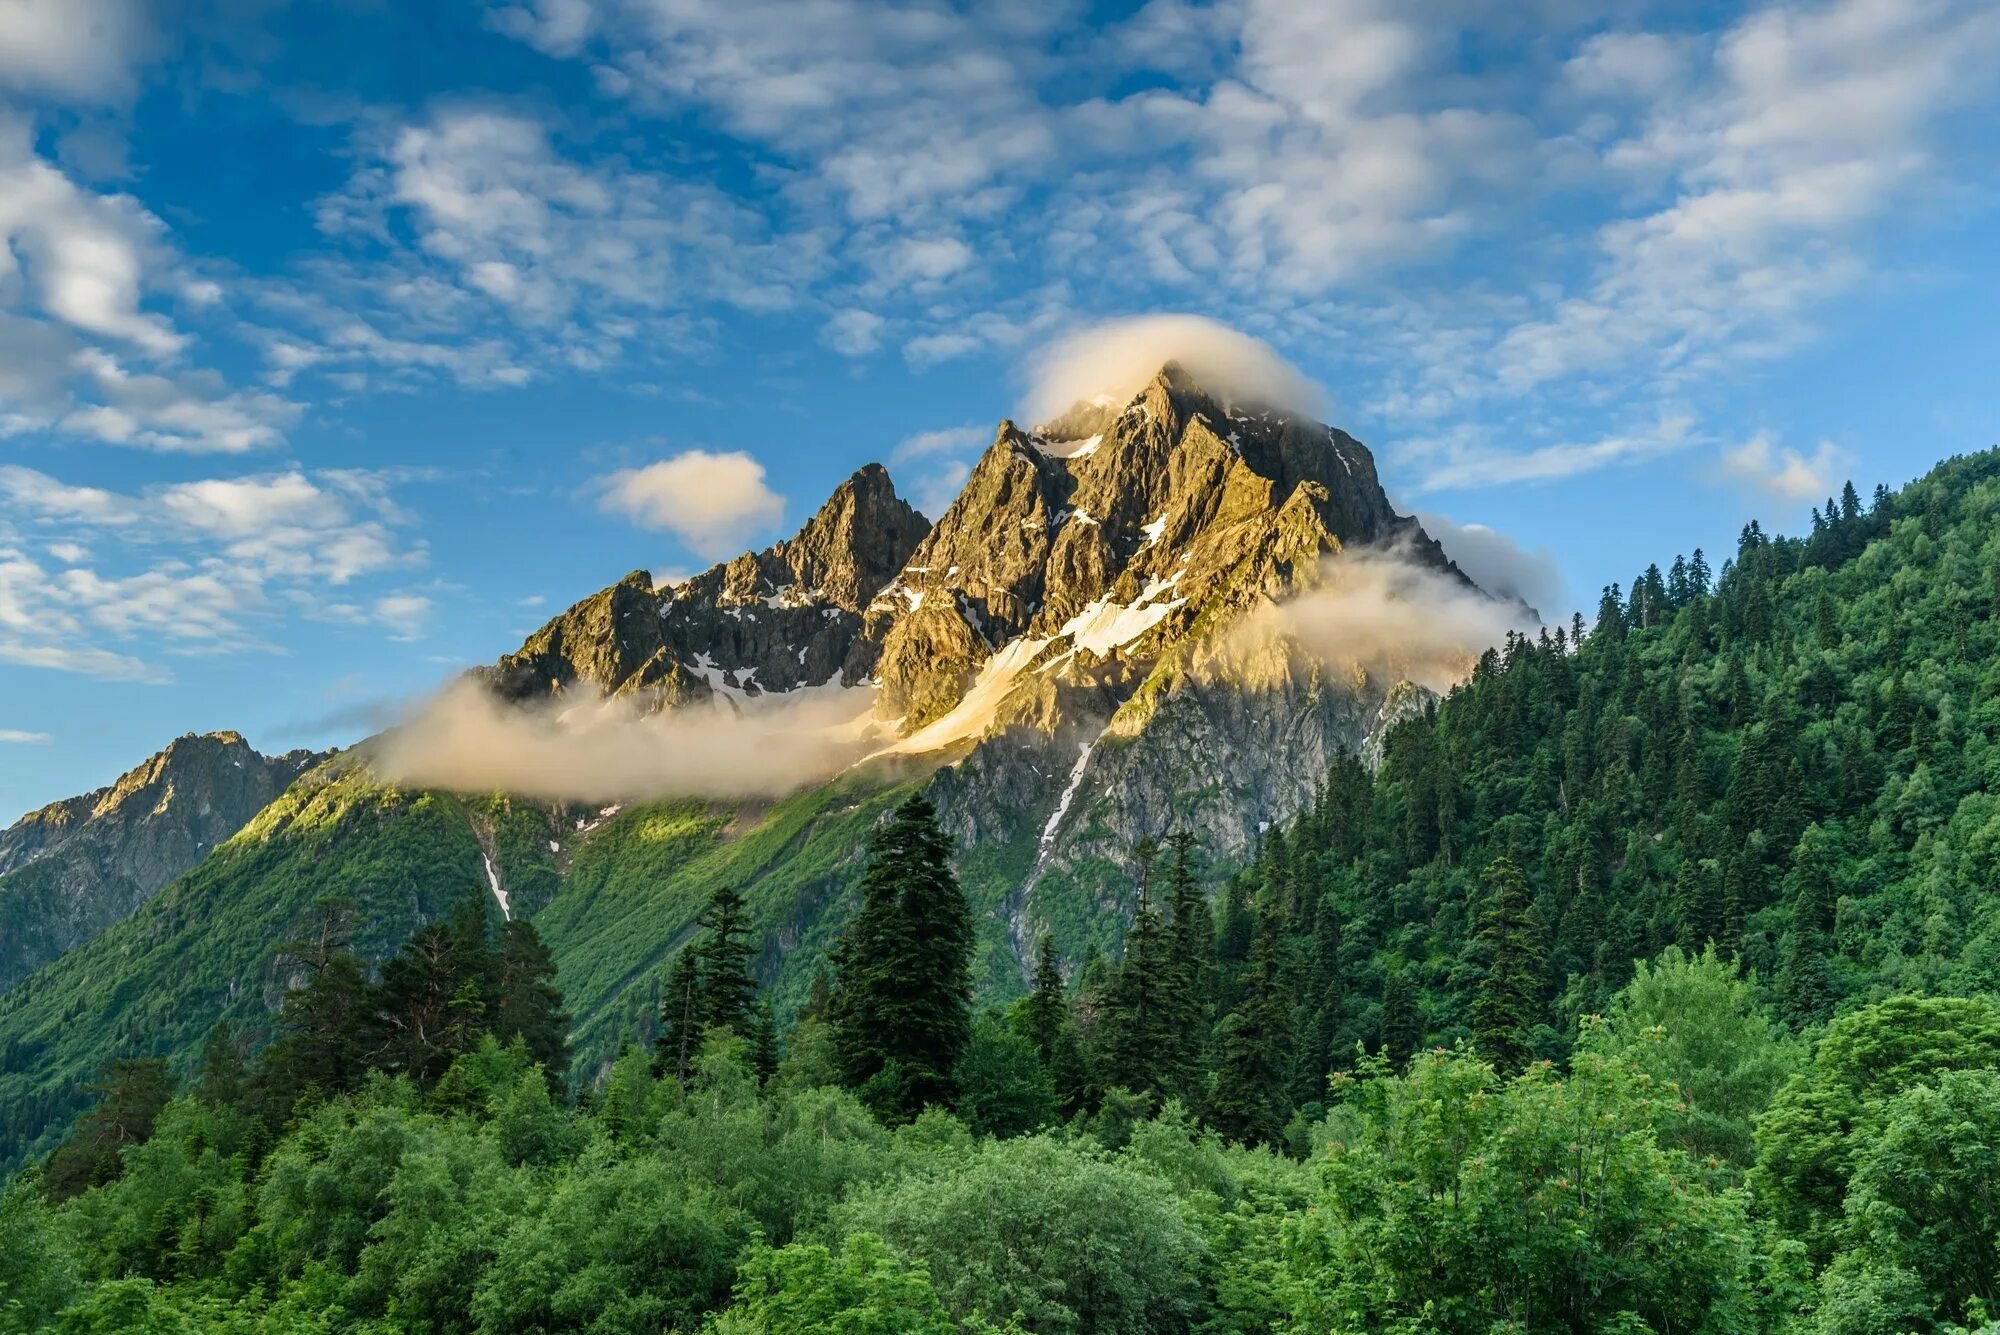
1161;830;1213;1098
41;1058;175;1201
1379;966;1421;1066
655;947;704;1083
192;1021;247;1108
1470;856;1544;1072
375;896;495;1087
496;918;569;1080
828;794;973;1122
1097;874;1183;1105
694;884;757;1037
747;998;780;1083
1207;906;1292;1147
1016;933;1090;1115
1019;933;1068;1067
252;898;377;1119
1295;876;1346;1104
1778;825;1839;1027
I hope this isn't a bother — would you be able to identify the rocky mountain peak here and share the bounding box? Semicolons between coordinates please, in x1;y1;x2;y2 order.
487;464;929;708
0;732;327;990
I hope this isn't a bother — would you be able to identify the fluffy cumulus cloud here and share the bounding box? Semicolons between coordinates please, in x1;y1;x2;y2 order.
0;109;299;452
0;0;154;103
0;464;431;679
597;449;786;560
1721;433;1855;502
1022;314;1327;423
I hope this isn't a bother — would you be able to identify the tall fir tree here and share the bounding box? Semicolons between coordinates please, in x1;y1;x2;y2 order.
827;794;973;1122
1207;905;1293;1147
374;890;497;1087
695;884;757;1036
655;947;705;1083
251;897;377;1120
495;918;569;1080
1778;824;1839;1027
1470;856;1545;1072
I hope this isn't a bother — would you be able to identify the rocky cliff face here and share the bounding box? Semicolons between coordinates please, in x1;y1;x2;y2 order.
0;732;326;990
481;463;930;710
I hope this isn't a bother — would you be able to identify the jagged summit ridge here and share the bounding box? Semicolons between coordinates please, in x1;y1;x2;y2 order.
856;364;1467;739
482;464;930;709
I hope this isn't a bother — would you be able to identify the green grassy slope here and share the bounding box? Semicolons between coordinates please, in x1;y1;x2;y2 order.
0;766;572;1168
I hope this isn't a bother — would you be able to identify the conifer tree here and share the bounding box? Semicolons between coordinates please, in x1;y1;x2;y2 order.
1778;825;1839;1027
375;891;496;1087
747;998;780;1083
1019;933;1068;1067
192;1021;247;1108
1097;873;1183;1105
1161;830;1213;1096
41;1058;175;1201
655;948;704;1082
695;884;757;1036
1295;877;1346;1103
252;898;377;1118
1470;856;1544;1072
496;918;569;1080
1207;906;1292;1147
1379;966;1421;1066
828;794;973;1122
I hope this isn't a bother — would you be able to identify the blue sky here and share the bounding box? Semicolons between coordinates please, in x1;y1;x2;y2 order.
1;0;1997;820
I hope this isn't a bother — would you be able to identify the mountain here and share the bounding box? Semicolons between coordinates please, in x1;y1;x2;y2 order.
0;732;325;992
0;365;1480;1165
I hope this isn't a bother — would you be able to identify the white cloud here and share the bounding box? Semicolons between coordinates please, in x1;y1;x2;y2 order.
0;638;160;682
0;113;300;453
0;728;52;744
1720;432;1853;502
0;111;181;354
302;104;826;384
0;0;153;103
822;308;886;356
373;594;434;641
486;0;597;57
1022;313;1326;423
1494;0;2000;396
888;424;988;521
1406;415;1698;492
597;449;786;559
1414;510;1565;615
0;465;431;677
891;424;988;463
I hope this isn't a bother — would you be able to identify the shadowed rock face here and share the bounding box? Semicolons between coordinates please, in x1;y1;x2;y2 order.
0;732;326;990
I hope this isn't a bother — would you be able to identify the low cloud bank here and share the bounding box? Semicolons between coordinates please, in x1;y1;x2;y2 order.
371;677;879;804
1242;547;1537;695
1023;314;1326;424
1414;510;1564;617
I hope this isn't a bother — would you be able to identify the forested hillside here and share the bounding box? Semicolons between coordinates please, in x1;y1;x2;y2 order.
6;450;2000;1332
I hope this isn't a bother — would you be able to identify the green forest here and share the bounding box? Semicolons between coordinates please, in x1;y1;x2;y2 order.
10;450;2000;1332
